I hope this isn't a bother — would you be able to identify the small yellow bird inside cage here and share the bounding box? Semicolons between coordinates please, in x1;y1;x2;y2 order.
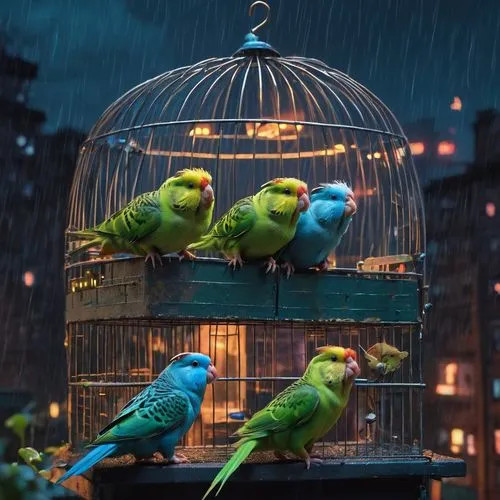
359;342;408;377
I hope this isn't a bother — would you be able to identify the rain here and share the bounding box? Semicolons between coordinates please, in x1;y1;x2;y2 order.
0;1;498;499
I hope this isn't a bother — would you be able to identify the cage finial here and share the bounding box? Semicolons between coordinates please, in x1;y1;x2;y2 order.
233;0;280;57
249;1;270;34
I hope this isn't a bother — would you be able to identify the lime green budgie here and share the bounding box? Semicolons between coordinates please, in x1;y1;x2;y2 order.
187;178;310;273
67;168;214;268
202;346;360;499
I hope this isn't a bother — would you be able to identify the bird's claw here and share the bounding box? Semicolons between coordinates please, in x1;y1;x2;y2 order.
178;250;196;262
227;255;244;270
316;259;331;272
144;251;163;269
274;451;288;461
305;456;323;470
281;262;295;279
170;453;190;464
264;257;277;274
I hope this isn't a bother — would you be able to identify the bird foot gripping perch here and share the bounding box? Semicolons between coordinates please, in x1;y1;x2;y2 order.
264;256;277;274
144;251;163;269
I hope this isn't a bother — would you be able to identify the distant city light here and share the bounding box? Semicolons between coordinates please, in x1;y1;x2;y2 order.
445;362;458;385
436;384;456;396
437;141;456;156
466;434;476;456
373;152;381;159
495;430;500;455
486;202;496;218
22;271;35;287
450;96;462;111
25;145;35;156
49;402;60;419
366;153;373;160
16;135;27;147
450;428;464;454
409;142;425;155
494;282;500;295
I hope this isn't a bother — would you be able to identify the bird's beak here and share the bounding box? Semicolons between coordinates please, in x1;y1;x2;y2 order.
201;184;214;208
344;193;357;217
296;191;310;213
344;357;361;380
206;363;218;384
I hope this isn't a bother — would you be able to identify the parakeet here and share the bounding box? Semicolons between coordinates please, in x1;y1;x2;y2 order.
360;342;408;377
56;352;217;484
278;181;357;278
187;178;310;273
202;345;360;499
66;168;215;268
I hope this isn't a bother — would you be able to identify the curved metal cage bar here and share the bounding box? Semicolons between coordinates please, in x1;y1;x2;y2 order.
68;55;425;268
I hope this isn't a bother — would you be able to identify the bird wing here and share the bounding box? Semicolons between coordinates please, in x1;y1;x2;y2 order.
205;196;256;245
234;382;320;439
91;386;189;444
92;191;162;243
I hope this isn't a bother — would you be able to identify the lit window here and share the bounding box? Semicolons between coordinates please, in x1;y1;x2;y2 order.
466;434;476;456
22;271;35;287
450;96;462;111
334;144;345;153
437;141;456;156
436;361;473;397
450;428;464;454
409;142;425;155
49;402;60;419
486;202;496;218
493;379;500;400
495;430;500;455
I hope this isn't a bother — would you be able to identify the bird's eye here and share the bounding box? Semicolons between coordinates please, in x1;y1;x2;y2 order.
331;355;337;362
331;195;338;200
192;360;199;367
188;182;194;189
284;188;291;195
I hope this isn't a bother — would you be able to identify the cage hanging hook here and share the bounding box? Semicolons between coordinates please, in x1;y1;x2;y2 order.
249;1;270;34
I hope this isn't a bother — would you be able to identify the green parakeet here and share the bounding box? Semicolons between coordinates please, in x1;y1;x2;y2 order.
360;342;408;377
187;177;310;273
67;168;215;268
202;345;360;499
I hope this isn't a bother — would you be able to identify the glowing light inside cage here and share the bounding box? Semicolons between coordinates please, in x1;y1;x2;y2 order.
450;428;464;454
23;271;35;287
189;125;211;136
466;434;476;456
409;142;425;155
373;152;381;159
486;202;496;218
334;144;345;153
437;140;456;156
49;402;60;419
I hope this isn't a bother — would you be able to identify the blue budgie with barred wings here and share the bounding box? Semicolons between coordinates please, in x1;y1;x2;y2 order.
56;352;217;484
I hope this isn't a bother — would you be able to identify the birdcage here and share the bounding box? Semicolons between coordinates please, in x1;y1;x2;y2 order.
65;1;428;471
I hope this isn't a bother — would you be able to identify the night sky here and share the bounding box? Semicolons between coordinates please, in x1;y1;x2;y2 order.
2;0;500;161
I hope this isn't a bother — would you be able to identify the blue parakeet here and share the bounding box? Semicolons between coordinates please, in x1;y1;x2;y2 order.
278;181;357;277
56;352;217;484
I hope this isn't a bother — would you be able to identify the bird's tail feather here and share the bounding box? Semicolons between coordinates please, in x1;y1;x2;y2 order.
202;440;257;499
55;443;117;484
67;239;101;257
186;238;210;251
66;230;98;241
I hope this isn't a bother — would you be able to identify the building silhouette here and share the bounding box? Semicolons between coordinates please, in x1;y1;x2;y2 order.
424;109;500;500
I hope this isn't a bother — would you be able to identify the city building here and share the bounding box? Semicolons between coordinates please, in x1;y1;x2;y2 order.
0;44;85;454
424;109;500;500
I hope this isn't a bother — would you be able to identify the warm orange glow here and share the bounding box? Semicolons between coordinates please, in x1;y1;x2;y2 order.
350;144;357;149
373;152;382;159
466;434;476;456
334;144;346;153
450;96;462;111
495;430;500;454
437;140;456;156
23;271;35;287
436;384;456;396
49;402;60;419
366;153;373;160
189;125;212;137
494;282;500;294
486;202;496;218
450;428;464;454
409;142;425;155
445;363;458;385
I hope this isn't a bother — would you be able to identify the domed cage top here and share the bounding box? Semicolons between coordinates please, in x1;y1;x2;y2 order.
63;1;428;476
67;27;424;268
